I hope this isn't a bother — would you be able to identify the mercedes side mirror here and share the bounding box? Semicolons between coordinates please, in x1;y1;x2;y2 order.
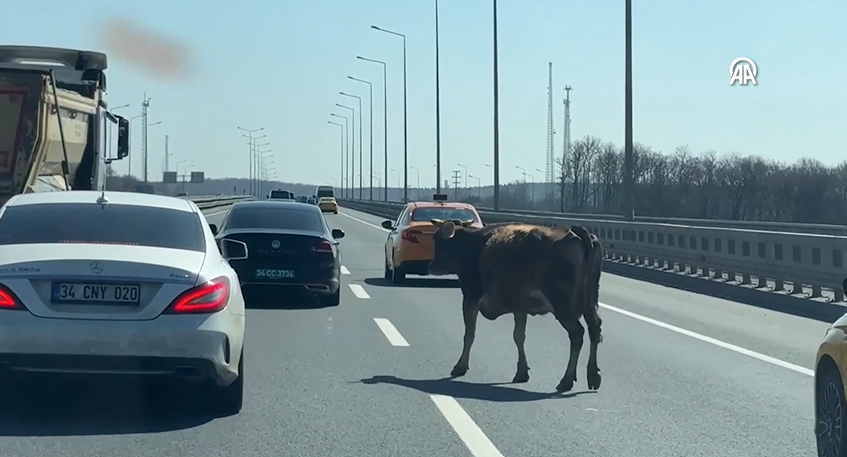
332;229;345;239
381;220;393;230
221;239;248;260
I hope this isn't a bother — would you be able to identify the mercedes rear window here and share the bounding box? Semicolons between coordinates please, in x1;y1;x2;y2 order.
228;207;326;232
410;207;477;222
0;203;206;252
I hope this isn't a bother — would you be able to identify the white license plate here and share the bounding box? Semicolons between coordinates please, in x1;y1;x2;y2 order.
255;269;295;279
52;282;141;304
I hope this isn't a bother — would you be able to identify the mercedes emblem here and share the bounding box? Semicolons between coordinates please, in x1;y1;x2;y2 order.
271;240;281;249
89;261;103;274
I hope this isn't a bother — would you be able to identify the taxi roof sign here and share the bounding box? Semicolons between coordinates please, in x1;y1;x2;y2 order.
433;193;448;201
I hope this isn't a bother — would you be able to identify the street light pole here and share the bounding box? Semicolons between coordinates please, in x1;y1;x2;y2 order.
492;0;501;211
371;25;408;202
330;113;350;198
340;92;363;199
348;77;374;201
434;0;442;194
357;56;389;202
336;104;355;198
328;121;344;193
623;0;634;221
237;127;263;195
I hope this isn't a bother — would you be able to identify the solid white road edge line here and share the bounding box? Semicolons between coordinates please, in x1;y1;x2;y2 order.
340;265;351;275
348;284;371;299
339;209;816;378
373;318;410;347
599;302;814;376
430;394;506;457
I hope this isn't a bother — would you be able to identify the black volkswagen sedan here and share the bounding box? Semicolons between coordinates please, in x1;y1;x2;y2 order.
213;201;345;306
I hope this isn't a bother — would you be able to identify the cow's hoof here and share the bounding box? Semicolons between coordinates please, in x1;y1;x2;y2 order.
450;365;469;378
555;378;575;393
587;371;602;391
512;371;530;383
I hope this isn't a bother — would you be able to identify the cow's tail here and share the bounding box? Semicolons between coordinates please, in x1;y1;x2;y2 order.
569;225;603;341
569;225;593;262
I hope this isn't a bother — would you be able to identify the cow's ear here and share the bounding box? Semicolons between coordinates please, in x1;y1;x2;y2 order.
431;219;445;226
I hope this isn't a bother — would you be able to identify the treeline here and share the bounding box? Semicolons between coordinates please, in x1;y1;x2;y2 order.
467;135;847;226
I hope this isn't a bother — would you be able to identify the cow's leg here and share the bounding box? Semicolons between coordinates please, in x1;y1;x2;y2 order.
585;312;602;390
512;312;529;383
555;316;584;392
451;297;479;378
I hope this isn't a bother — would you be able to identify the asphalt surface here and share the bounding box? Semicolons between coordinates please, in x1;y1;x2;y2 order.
0;205;824;457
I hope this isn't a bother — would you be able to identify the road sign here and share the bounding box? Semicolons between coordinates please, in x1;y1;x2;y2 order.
162;171;177;183
190;171;205;183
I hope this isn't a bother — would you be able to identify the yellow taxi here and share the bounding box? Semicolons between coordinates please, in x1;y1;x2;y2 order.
816;281;847;457
381;194;483;284
318;197;338;214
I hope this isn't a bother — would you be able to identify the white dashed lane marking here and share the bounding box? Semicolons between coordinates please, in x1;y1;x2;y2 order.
373;318;409;347
340;265;350;275
348;284;370;299
430;395;505;457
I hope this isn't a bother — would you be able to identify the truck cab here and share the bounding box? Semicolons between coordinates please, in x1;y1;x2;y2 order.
0;45;129;203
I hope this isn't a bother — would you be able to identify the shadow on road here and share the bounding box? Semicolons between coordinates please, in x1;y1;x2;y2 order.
0;376;220;436
354;375;594;402
364;277;459;289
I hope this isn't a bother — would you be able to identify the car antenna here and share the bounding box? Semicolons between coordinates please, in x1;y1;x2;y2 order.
96;186;109;206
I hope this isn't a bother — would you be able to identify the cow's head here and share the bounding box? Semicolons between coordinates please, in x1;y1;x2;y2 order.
428;218;475;275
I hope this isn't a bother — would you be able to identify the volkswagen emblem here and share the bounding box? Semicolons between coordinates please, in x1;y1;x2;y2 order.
89;261;103;274
271;240;281;249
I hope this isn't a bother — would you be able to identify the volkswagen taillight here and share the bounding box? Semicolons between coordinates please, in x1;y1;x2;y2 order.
312;239;334;254
163;276;230;314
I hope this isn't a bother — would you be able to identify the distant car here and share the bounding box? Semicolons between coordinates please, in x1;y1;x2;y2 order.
307;197;318;205
268;190;295;201
382;195;483;283
315;185;335;199
175;192;188;197
215;201;345;306
318;197;338;214
297;196;308;203
0;190;247;415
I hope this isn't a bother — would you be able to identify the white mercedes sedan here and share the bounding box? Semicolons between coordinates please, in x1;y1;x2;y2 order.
0;190;248;415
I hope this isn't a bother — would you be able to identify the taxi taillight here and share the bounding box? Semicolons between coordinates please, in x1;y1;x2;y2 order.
401;229;421;243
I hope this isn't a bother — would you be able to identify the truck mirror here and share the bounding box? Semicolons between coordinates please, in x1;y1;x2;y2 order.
116;115;130;159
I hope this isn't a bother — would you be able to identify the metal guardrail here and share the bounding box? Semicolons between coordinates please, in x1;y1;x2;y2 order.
371;200;847;235
187;195;254;210
338;198;847;305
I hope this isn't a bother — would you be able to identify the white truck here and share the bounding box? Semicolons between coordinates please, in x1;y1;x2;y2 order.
0;45;129;204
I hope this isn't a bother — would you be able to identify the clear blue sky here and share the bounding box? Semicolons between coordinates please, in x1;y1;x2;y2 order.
7;0;846;187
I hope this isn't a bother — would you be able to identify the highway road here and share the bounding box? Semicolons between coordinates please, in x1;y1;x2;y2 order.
0;206;826;457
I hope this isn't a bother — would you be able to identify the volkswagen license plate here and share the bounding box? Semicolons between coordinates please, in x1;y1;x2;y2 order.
51;282;141;305
255;269;296;279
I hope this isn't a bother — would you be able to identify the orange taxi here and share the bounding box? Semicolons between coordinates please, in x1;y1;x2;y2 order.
380;194;483;283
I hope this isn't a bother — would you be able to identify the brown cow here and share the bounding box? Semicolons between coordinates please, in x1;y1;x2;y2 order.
428;219;603;393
